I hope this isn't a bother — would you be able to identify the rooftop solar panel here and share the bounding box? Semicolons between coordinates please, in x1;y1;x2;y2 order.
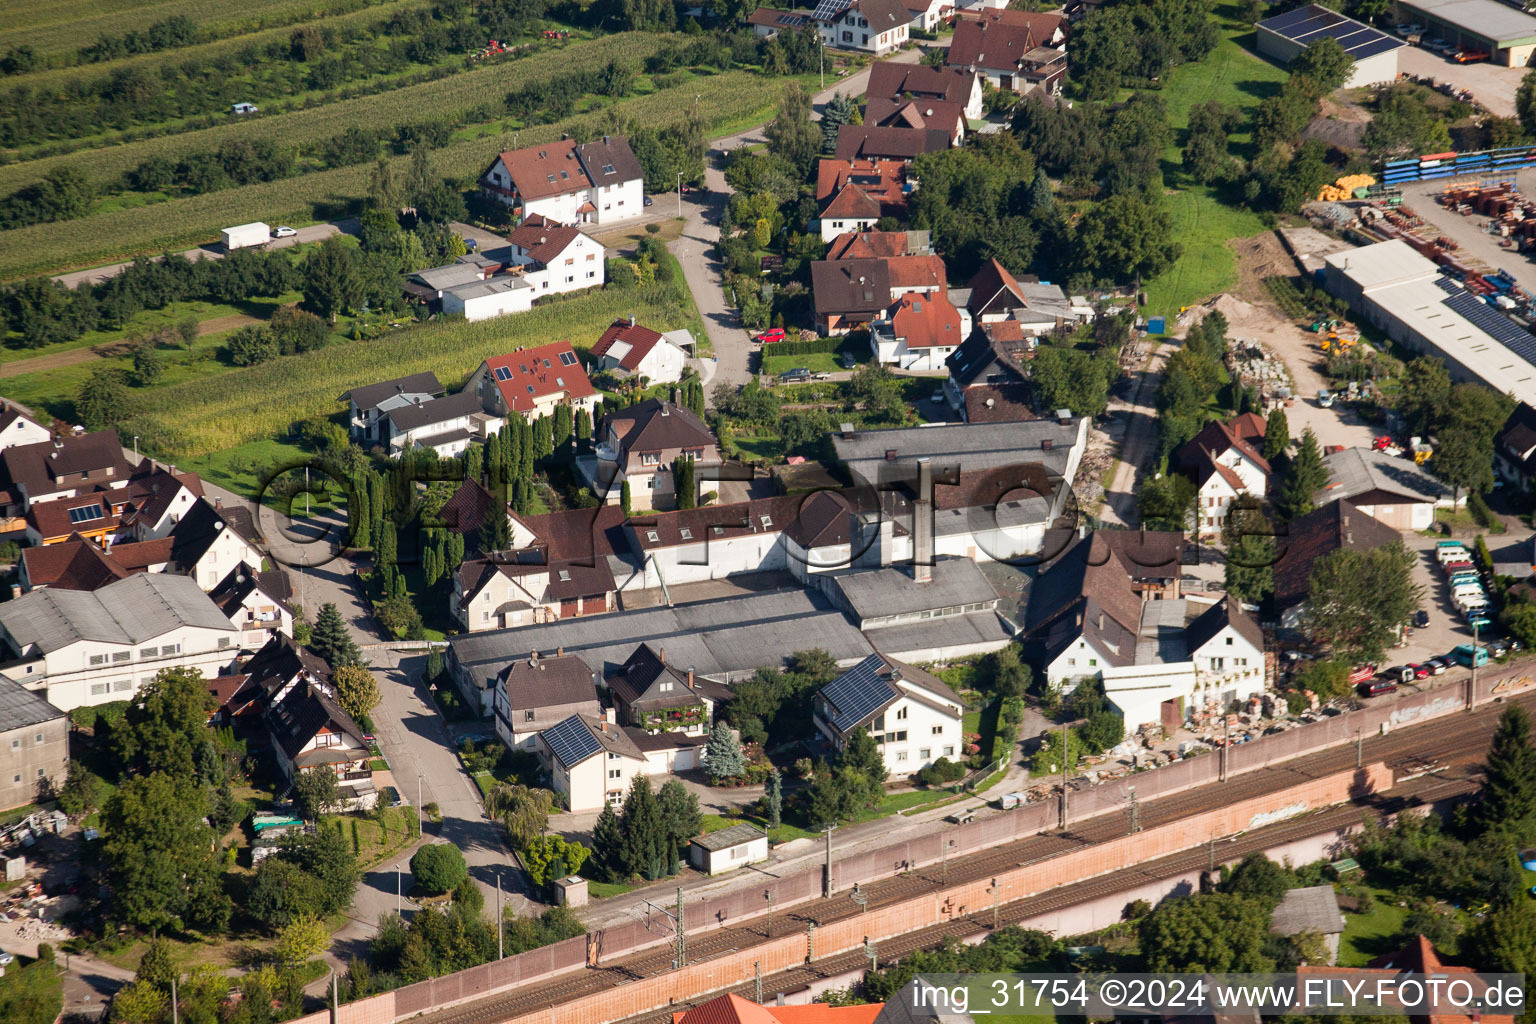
1350;35;1403;58
542;715;600;767
1258;3;1399;58
1444;289;1536;366
812;0;853;22
821;654;899;733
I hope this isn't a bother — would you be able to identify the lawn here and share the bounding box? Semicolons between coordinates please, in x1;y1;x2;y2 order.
1337;886;1411;966
588;878;642;899
733;435;786;461
761;339;870;376
178;437;317;499
1139;3;1290;317
0;955;63;1024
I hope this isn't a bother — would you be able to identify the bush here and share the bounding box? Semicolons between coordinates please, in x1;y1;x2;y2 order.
914;757;966;787
1469;493;1505;533
410;843;466;894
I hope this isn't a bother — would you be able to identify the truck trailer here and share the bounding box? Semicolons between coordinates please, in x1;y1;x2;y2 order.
221;222;271;250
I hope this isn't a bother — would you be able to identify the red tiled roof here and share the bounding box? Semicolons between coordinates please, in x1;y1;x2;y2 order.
592;318;665;372
480;340;596;415
826;230;911;261
887;290;962;348
507;214;583;264
672;993;882;1024
820;183;882;221
486;140;586;202
815;158;907;205
886;253;947;290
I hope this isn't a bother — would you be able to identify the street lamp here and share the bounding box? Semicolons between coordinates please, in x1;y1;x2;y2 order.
132;435;139;462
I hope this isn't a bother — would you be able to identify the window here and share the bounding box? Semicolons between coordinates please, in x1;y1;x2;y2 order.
89;654;106;666
759;515;772;527
919;748;930;760
494;366;512;381
68;504;104;524
641;453;659;466
896;706;907;721
679;528;692;540
932;725;943;735
482;611;490;622
114;680;131;691
1066;658;1075;668
161;644;179;656
140;647;157;659
609;768;622;779
90;683;109;696
607;752;620;760
1225;636;1234;645
524;710;535;722
646;530;660;542
731;846;746;860
1210;657;1224;670
1088;658;1098;668
944;745;954;756
602;163;616;175
36;768;44;778
558;569;571;582
218;637;231;648
896;751;907;761
897;731;907;741
526;385;535;394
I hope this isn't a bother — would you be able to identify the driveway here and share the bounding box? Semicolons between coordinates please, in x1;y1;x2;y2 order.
52;222;347;289
1100;341;1170;527
672;44;936;403
1397;45;1522;118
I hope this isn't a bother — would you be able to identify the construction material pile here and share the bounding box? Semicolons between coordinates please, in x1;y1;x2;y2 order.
1317;174;1376;202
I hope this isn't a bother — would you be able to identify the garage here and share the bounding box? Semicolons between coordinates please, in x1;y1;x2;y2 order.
1394;0;1536;67
1257;4;1404;86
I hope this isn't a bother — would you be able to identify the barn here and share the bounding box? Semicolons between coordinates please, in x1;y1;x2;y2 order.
1256;4;1403;87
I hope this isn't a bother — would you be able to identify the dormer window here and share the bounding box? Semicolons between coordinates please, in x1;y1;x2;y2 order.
558;570;571;582
759;515;772;527
646;530;660;542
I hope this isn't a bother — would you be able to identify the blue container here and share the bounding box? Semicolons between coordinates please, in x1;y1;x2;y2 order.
1523;848;1536;871
1148;316;1166;334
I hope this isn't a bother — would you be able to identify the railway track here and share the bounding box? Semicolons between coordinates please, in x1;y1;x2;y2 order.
407;690;1517;1024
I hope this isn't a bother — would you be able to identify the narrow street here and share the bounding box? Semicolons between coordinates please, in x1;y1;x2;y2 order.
1099;342;1172;527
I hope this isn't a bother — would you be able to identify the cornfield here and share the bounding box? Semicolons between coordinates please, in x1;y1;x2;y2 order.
0;67;797;280
0;1;589;193
121;282;698;458
0;0;404;58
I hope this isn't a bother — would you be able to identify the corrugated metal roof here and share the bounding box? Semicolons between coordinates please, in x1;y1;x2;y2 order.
0;573;234;653
0;673;64;732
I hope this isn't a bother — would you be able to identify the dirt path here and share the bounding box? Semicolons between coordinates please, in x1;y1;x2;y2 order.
0;313;260;380
196;313;261;337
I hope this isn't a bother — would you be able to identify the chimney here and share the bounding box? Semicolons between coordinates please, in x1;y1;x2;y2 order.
1056;408;1072;425
556;646;564;657
214;496;222;510
1041;439;1053;451
659;646;666;665
840;422;855;440
629;314;636;327
672;388;681;406
914;457;933;584
688;668;695;688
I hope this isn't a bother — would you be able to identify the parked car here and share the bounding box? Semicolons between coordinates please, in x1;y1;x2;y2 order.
1317;389;1335;407
841;351;856;369
1411;664;1432;680
273;225;297;238
0;952;13;965
930;390;945;403
1361;679;1399;697
778;367;810;383
463;237;478;251
1414;610;1430;628
755;328;786;344
1488;639;1511;657
643;196;654;206
1423;658;1448;675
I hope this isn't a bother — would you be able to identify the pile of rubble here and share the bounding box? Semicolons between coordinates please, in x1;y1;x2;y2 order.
1225;336;1293;400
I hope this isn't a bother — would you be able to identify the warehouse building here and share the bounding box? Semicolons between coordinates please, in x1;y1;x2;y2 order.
1323;240;1536;406
1256;5;1403;86
1394;0;1536;66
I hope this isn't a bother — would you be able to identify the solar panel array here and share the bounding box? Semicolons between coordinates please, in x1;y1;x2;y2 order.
541;715;600;767
1258;4;1400;59
821;653;898;733
1444;289;1536;366
812;0;853;24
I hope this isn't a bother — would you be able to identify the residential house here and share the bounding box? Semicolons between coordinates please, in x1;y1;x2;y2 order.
957;258;1077;334
23;466;202;547
1172;414;1271;538
0;402;50;452
862;96;967;146
942;322;1033;417
478;136;645;225
1271;500;1400;628
465;340;599;424
236;631;330;707
947;10;1068;94
441;276;535;321
813;653;965;776
1182;596;1266;709
605;643;714;735
816;159;910;242
18;533;172;593
834;125;954;162
0;573;239;711
1495;401;1536;492
583;398;722;509
0;673;68;812
903;0;954;30
265;671;376;810
208;563;293;647
591;317;692;384
811;254;947;334
166;499;266;591
0;429;135;517
870;291;967;370
451;548;617;632
379;391;484;457
815;0;912;54
538;712;650;812
689;824;769;875
492;650;601;751
1345;935;1516;1024
1269;885;1346;964
866;62;984;121
826;229;933;261
495;214;606;298
747;7;816;36
404;255;504;311
1316;447;1454;531
341;372;442;445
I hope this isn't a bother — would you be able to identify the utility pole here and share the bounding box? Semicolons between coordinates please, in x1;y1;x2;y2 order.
820;44;824;90
1220;714;1231;782
822;825;836;897
1060;724;1070;830
990;878;1000;929
497;873;503;959
1126;787;1141;835
1356;728;1363;769
639;887;687;970
1470;619;1482;709
676;172;683;219
755;961;763;1004
331;970;339;1023
941;838;954;885
1208;836;1215;872
806;922;816;963
863;936;878;973
851;882;868;914
397;863;402;913
171;976;179;1024
764;888;776;937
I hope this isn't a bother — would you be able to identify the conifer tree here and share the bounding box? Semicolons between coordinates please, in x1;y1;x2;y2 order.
591;801;626;881
554;405;573;450
463;444;483;484
311;603;362;668
484;435;502;485
576;408;592;443
1263;407;1290;461
534;416;554;459
704;720;747;782
1479;705;1536;837
1277;428;1328;519
621;480;633;517
619;777;669;880
657;779;702;855
674;457;696;510
765;768;782;829
518;419;534;479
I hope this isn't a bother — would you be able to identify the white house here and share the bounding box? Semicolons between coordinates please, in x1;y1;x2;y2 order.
903;0;953;31
813;653;965;777
689;824;769;875
0;573;239;711
1174;414;1271;538
538;713;652;812
380;391;483;458
208;563;294;648
1184;597;1266;704
441;276;535;322
464;340;601;424
265;671;377;811
499;215;606;298
591;318;691;384
816;0;912;54
0;403;50;452
584;399;722;509
1316;446;1454;532
166;500;266;591
492;651;601;751
341;372;442;445
478;136;645;226
870;291;968;371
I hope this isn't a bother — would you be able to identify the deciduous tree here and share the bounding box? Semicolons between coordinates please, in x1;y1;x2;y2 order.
103;773;228;934
1304;541;1422;664
1139;893;1276;972
331;664;381;722
411;843;468;895
293;768;340;820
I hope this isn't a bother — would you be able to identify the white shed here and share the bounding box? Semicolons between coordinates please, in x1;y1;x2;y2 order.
688;823;769;875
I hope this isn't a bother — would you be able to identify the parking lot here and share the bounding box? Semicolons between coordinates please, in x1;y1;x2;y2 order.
1397;43;1525;119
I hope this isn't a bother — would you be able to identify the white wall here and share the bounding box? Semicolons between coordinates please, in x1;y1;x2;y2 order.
592;178;644;224
0;416;49;451
445;286;534;322
817;690;962;778
550;749;647;813
189;527;264;591
1191;624;1266;701
1045;635;1116;692
635;341;687;384
692;836;770;875
641;532;789;588
1101;661;1199;732
16;624;238;711
516;233;606;297
821;215;878;243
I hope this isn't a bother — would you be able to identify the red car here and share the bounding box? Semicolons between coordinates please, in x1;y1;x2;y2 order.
755;328;786;344
1411;664;1431;680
